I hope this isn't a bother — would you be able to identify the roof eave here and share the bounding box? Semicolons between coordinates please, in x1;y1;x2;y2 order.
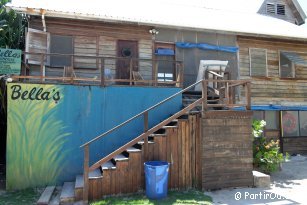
10;6;307;43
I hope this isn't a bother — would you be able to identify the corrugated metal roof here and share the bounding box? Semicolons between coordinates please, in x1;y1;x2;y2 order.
7;0;307;40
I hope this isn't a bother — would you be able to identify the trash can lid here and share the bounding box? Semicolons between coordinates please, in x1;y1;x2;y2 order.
144;161;169;167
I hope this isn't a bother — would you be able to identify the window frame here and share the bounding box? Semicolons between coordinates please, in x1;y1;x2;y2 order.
49;34;74;68
249;48;268;77
279;50;295;79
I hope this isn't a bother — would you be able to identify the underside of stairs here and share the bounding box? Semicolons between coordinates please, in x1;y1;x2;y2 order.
37;113;202;204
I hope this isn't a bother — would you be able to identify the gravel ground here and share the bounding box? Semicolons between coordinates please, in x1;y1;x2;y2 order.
206;155;307;205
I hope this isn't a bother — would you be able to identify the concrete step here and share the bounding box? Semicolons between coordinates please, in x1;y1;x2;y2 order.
60;182;75;204
74;175;83;201
37;186;56;205
253;170;271;188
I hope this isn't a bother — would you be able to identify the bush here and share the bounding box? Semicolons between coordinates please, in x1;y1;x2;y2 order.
252;120;285;173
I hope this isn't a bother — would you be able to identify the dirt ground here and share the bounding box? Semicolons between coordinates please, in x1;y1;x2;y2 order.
206;155;307;205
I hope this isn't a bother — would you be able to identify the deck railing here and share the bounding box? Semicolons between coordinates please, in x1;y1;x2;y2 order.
79;79;251;202
13;52;184;87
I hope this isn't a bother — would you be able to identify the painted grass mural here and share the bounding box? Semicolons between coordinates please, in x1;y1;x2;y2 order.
6;83;70;190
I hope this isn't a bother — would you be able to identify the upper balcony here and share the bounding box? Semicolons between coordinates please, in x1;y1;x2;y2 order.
14;52;184;87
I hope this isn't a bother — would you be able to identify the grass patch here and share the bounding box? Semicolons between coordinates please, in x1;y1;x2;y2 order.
91;189;212;205
0;188;42;205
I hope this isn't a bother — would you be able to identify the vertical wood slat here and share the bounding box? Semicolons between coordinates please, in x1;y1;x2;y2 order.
40;53;45;82
190;115;196;188
178;120;183;189
83;145;89;203
129;58;133;85
202;80;208;111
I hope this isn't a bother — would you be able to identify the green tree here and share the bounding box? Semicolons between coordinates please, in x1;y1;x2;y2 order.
0;0;26;49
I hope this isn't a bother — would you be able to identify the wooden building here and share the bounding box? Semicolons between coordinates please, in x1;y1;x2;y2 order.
4;0;307;202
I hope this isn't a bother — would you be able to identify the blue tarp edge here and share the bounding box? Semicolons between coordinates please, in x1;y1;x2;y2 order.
233;105;307;111
175;42;238;53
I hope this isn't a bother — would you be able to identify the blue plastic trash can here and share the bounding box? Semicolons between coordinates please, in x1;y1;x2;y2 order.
144;161;169;199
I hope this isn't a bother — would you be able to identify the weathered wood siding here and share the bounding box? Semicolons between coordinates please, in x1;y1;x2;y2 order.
27;17;153;79
238;36;307;106
202;111;253;190
283;137;307;155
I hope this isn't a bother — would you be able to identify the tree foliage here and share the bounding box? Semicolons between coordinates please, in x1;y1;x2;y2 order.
0;0;26;49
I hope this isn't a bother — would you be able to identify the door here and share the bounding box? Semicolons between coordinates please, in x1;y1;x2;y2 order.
116;40;138;80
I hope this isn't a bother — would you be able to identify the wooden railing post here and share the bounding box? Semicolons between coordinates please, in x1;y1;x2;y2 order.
100;58;105;86
225;82;229;106
70;55;74;84
202;80;208;112
83;145;89;203
143;111;149;161
40;53;45;82
154;60;158;86
245;82;251;110
129;58;133;86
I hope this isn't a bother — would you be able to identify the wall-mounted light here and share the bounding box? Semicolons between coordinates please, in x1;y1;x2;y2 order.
149;28;159;35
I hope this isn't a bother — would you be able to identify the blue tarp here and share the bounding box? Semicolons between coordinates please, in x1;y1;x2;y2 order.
175;42;238;53
233;105;307;111
155;48;175;56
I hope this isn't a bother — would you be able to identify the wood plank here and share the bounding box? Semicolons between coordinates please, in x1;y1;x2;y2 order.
178;121;183;189
37;186;55;205
181;121;187;188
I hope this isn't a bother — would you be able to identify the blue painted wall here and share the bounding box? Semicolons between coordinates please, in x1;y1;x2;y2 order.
7;83;182;189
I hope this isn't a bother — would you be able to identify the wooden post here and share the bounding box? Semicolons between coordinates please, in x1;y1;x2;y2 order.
101;58;105;86
202;80;208;112
83;145;89;203
154;60;158;86
143;111;149;161
245;82;251;110
40;53;45;82
226;82;229;106
70;55;74;84
129;58;133;86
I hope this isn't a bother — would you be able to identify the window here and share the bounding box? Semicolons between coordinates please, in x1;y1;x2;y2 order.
252;111;280;130
282;111;307;137
249;48;267;77
277;4;285;15
265;111;279;130
266;3;275;14
280;51;294;78
50;35;73;67
155;42;176;82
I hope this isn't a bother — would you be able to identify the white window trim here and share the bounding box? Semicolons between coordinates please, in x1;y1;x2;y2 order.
249;48;268;77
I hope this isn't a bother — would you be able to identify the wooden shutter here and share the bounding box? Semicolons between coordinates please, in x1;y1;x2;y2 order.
25;28;49;65
249;48;267;77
